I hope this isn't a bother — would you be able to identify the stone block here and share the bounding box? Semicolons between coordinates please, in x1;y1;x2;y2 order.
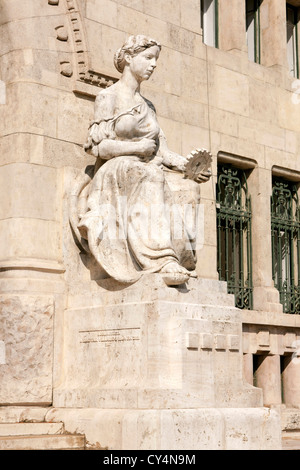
2;82;58;138
86;0;118;29
222;408;282;450
0;0;65;23
228;334;240;351
0;133;31;166
0;15;65;55
257;330;270;348
210;107;239;137
209;65;249;117
0;295;54;405
180;0;202;34
180;54;208;104
57;90;94;145
0;218;61;263
0;406;49;424
181;124;210;157
249;78;279;124
278;88;300;133
200;333;213;350
284;332;297;350
185;332;199;350
0;163;59;221
215;334;227;350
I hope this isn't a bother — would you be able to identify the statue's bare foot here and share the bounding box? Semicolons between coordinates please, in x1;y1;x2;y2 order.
160;262;190;286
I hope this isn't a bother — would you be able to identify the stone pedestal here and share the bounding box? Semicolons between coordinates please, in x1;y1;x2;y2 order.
52;275;281;449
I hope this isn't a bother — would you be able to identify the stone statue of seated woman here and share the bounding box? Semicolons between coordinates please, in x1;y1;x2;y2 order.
70;35;211;286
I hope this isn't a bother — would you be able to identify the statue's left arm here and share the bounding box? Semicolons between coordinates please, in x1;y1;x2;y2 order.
159;129;187;172
159;130;211;183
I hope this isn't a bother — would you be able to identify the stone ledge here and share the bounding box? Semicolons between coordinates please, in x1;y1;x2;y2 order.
0;258;65;273
242;310;300;328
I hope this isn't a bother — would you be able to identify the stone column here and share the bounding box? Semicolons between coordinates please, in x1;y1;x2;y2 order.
282;355;300;407
218;0;248;53
0;0;66;405
260;0;288;68
247;167;282;312
255;354;282;406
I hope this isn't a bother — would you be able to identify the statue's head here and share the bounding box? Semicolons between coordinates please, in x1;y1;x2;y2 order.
114;35;161;74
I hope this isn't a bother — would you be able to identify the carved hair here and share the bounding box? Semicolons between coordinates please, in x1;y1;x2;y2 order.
114;35;161;73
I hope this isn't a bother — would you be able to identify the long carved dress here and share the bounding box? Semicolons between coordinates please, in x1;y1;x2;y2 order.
75;91;197;283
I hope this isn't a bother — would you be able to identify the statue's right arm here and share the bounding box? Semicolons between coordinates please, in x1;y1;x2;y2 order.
94;91;157;160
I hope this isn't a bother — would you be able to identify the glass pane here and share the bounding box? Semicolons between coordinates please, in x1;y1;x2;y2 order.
247;14;256;62
246;0;260;63
202;0;216;47
286;6;298;78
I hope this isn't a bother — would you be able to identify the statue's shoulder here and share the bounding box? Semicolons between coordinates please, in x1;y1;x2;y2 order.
94;87;117;119
95;87;117;105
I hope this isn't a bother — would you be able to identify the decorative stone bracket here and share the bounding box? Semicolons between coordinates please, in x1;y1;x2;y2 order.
51;0;117;95
186;332;240;352
243;326;300;356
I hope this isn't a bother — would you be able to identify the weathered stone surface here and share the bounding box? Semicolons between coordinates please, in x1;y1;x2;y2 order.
0;295;54;404
1;0;299;451
53;275;261;411
46;406;281;450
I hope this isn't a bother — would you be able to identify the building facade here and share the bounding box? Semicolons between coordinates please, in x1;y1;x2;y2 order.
0;0;300;449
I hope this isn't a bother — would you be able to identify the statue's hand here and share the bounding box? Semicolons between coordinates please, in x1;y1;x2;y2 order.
138;138;158;160
194;169;212;183
184;148;212;183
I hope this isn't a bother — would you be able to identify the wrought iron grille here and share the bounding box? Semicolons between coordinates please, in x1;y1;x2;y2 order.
271;178;300;314
216;165;253;309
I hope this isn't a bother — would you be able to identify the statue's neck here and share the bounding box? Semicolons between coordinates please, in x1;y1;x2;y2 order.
119;69;141;96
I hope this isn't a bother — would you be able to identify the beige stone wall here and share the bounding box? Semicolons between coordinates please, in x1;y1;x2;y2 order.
0;0;300;407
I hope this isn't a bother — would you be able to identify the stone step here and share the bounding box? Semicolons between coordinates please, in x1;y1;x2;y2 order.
0;422;64;436
0;406;49;424
0;408;86;450
0;433;85;450
282;432;300;450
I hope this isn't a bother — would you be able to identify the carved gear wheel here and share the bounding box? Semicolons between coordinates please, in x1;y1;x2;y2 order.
184;148;212;180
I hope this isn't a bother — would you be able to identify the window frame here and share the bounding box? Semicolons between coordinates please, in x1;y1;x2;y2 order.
271;176;300;314
246;0;261;64
286;3;299;79
201;0;219;49
216;163;253;310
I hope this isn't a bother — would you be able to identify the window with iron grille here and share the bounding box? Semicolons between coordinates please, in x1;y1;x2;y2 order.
271;177;300;314
216;164;253;309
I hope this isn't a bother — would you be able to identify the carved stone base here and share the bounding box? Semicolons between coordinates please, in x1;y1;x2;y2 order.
54;275;262;409
50;275;282;448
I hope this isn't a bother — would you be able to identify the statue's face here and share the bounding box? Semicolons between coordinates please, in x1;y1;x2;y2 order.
127;45;160;82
